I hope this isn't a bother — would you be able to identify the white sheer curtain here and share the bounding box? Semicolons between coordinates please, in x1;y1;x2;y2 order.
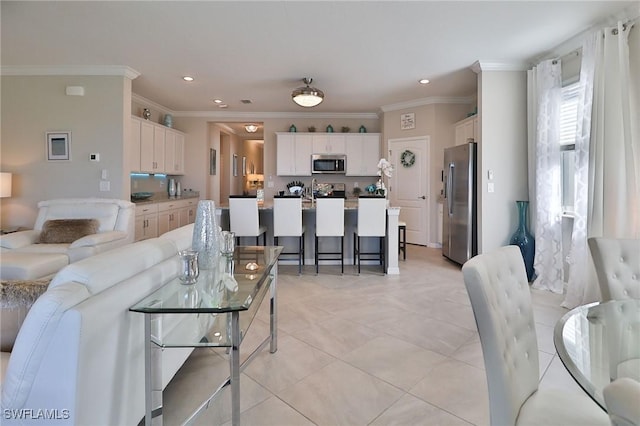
528;60;564;293
564;22;640;308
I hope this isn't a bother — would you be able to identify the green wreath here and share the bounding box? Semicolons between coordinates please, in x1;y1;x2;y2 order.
400;150;415;168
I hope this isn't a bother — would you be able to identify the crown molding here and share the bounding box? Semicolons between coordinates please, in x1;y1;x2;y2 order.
170;110;380;119
1;65;140;79
470;61;529;74
379;96;474;113
131;93;174;115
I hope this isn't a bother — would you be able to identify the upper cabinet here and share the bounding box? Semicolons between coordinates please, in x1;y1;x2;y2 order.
345;134;381;176
276;133;313;176
276;132;380;176
165;129;185;175
454;115;478;146
312;134;346;154
131;116;185;174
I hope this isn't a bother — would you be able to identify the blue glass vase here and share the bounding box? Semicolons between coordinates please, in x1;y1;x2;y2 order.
510;200;535;281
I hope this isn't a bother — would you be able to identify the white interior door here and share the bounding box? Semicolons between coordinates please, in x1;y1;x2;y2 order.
389;137;430;245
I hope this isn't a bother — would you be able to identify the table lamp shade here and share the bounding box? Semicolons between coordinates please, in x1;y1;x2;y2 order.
0;173;12;198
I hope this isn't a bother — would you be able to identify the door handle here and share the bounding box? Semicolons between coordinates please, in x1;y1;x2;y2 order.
418;196;426;199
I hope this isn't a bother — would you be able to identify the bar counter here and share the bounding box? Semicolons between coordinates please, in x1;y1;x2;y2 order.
216;199;400;275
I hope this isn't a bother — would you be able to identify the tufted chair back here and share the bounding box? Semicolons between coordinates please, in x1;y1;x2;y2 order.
588;237;640;301
462;246;539;426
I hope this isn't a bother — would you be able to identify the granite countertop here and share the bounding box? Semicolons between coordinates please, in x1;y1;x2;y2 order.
132;191;200;205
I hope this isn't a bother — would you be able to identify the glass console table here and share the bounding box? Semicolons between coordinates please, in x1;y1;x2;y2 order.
130;246;283;426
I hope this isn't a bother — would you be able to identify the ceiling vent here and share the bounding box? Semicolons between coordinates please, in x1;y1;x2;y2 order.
241;99;252;104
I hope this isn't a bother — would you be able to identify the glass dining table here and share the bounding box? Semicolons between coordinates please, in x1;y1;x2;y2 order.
554;299;640;410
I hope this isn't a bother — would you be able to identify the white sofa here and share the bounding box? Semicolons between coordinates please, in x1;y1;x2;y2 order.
0;224;195;425
0;198;135;280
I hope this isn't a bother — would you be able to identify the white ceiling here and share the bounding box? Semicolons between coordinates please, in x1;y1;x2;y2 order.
1;1;636;118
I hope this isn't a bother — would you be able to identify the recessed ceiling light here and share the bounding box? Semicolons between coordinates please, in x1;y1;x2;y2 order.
213;99;223;104
419;79;430;84
183;76;194;82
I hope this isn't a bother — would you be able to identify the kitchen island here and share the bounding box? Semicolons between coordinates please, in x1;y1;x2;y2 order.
216;199;400;274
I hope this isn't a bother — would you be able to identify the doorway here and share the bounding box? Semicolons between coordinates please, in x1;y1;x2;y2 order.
389;136;430;245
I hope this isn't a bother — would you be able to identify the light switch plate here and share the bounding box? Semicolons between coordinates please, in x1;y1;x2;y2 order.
488;182;495;193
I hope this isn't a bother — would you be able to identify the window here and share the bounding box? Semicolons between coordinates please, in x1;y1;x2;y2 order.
560;82;580;213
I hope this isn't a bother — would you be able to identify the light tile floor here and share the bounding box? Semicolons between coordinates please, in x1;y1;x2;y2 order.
163;245;582;426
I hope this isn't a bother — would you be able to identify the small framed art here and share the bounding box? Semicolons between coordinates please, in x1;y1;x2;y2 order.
46;131;71;161
400;113;415;130
210;148;216;175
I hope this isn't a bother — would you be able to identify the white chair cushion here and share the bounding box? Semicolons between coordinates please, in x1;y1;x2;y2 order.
517;388;609;425
604;377;640;426
0;252;68;280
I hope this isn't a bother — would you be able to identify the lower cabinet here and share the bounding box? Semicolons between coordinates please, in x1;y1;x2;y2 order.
135;204;159;242
135;198;198;242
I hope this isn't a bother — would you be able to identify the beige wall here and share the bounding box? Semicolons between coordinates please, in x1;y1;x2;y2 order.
477;69;528;253
382;102;473;246
1;75;131;228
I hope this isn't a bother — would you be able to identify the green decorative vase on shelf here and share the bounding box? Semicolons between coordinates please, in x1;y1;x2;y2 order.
509;200;536;281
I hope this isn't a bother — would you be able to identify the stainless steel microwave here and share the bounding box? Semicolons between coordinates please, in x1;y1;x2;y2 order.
311;154;346;174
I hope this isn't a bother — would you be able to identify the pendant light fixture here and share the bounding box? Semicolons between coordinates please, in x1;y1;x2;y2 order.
292;77;324;108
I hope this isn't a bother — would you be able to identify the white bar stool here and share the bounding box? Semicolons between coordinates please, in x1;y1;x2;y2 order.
315;197;344;274
229;195;267;246
273;195;305;274
354;196;387;274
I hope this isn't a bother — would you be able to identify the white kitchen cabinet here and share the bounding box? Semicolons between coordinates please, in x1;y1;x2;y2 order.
130;118;142;172
165;129;185;175
178;198;197;227
134;203;159;242
312;134;346;154
276;133;312;176
157;199;182;235
346;134;381;176
132;116;184;174
137;118;165;173
454;115;478;146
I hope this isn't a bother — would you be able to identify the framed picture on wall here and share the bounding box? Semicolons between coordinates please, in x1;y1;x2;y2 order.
400;113;415;130
210;148;216;175
46;131;71;161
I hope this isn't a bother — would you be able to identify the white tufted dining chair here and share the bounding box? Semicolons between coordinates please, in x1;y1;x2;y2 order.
588;237;640;301
603;377;640;426
462;246;610;426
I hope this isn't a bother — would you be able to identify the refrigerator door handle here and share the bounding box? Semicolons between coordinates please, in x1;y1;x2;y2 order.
447;163;455;216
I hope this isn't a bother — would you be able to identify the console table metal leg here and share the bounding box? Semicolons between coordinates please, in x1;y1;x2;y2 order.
230;311;240;426
145;314;163;426
270;266;278;353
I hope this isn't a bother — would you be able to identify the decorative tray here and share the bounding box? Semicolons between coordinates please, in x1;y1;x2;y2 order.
131;192;154;201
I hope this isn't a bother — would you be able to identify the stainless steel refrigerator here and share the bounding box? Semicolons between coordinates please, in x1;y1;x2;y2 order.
442;142;477;264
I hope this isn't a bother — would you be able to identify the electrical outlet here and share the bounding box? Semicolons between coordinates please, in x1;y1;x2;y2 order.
354;182;359;188
100;181;110;191
487;182;495;193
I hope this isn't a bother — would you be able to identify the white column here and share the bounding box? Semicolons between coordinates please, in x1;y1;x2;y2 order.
386;207;400;275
